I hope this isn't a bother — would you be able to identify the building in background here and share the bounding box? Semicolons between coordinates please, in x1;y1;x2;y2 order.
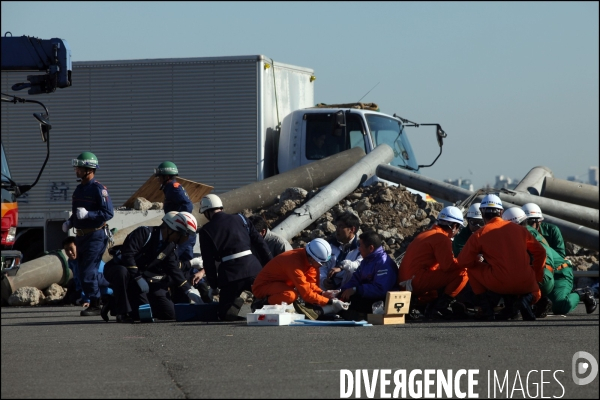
443;178;473;191
589;166;598;186
494;175;518;190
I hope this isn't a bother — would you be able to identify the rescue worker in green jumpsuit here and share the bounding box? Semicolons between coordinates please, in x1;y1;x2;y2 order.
452;203;484;257
502;208;597;316
522;203;566;258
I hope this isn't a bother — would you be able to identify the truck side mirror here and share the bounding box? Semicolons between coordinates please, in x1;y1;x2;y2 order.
435;124;446;148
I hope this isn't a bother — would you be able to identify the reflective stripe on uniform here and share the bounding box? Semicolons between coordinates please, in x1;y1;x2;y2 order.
222;250;252;262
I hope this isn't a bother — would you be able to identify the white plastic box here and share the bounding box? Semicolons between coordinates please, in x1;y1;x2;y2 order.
246;313;305;326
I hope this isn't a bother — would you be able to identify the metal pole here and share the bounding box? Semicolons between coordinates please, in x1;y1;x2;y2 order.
272;144;394;242
514;166;553;195
542;177;599;209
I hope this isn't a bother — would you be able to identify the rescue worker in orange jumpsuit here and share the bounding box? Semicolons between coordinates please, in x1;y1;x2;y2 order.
457;194;546;321
251;238;349;320
398;206;469;320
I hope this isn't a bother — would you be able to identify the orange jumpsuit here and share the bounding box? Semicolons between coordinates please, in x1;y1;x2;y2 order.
252;248;330;307
398;225;468;299
457;217;546;302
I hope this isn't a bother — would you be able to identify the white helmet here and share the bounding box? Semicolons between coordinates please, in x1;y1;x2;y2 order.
466;203;483;219
437;206;464;224
305;238;332;265
502;207;527;225
177;212;198;235
480;194;503;210
163;211;198;235
200;194;223;213
522;203;544;220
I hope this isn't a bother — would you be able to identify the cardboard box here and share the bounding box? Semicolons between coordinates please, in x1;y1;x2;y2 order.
246;313;305;326
175;303;219;322
367;291;412;325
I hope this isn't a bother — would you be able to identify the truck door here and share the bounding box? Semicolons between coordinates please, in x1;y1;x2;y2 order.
301;112;368;165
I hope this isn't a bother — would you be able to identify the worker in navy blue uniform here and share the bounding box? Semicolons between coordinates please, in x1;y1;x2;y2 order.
199;194;273;321
102;212;203;322
154;161;195;261
337;231;399;321
62;152;114;317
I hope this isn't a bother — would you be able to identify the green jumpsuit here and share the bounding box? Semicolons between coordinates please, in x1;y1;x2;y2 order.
526;226;578;315
538;222;566;258
452;226;472;257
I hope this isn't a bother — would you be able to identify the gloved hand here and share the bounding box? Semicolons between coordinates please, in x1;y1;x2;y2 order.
62;220;72;233
322;289;340;299
76;207;89;219
190;257;203;267
332;298;350;312
134;276;150;293
339;260;354;270
186;287;204;304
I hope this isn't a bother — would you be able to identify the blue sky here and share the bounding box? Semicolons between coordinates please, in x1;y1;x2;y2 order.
2;1;598;188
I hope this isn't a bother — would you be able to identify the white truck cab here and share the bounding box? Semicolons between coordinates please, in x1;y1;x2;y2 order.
278;104;444;196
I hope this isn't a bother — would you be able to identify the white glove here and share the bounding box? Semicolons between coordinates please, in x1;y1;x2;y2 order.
76;207;89;219
190;257;203;268
62;220;72;233
186;287;204;304
332;298;350;312
340;260;354;270
134;276;150;293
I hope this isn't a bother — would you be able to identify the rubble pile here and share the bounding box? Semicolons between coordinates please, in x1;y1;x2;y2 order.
241;182;444;260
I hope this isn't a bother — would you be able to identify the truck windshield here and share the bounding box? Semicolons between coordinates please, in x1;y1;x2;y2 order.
1;143;12;183
365;114;419;171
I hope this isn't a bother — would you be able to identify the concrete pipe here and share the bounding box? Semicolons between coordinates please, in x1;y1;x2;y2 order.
376;164;599;252
1;250;72;302
272;144;394;242
542;177;599;210
514;166;554;196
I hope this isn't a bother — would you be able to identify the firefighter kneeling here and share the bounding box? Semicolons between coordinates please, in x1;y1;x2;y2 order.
103;212;203;323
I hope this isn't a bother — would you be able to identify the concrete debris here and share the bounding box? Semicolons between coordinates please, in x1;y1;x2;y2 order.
42;283;66;304
151;202;163;210
8;287;45;306
133;197;153;211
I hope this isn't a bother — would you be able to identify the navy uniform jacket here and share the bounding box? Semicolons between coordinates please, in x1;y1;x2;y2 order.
162;180;193;213
199;212;273;289
120;226;191;292
69;178;114;229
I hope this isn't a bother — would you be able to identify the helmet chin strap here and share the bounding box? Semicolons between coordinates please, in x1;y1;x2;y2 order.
158;176;172;190
76;168;93;182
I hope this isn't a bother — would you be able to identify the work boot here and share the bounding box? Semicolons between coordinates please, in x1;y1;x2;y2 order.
518;293;536;321
116;314;134;323
496;295;520;320
474;293;494;321
221;297;245;321
424;293;455;321
100;297;113;322
581;289;597;314
293;300;319;321
533;296;553;319
80;298;101;317
250;297;269;313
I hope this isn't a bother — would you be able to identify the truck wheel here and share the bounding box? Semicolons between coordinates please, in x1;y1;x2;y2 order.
23;240;44;262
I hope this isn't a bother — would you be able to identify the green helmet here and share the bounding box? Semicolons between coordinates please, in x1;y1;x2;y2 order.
155;161;178;176
72;152;99;169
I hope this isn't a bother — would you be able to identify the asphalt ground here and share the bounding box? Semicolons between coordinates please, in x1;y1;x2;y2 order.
1;303;598;399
